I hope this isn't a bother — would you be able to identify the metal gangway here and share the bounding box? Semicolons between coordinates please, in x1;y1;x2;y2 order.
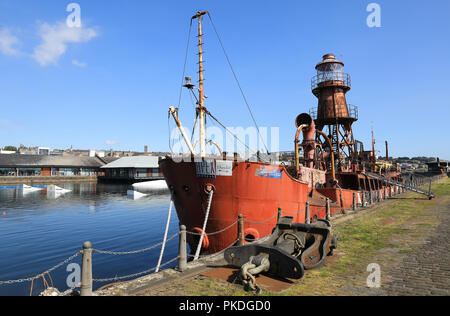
363;172;435;199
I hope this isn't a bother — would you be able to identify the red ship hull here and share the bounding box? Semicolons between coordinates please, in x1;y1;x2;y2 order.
160;157;383;255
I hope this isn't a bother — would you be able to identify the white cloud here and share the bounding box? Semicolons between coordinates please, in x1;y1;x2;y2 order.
0;28;21;56
33;22;98;66
105;140;118;146
72;59;87;67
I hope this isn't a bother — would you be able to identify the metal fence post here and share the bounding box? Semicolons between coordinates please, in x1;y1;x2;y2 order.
80;241;93;297
277;207;283;223
305;202;311;224
352;193;357;211
238;214;245;246
362;191;366;207
177;225;187;272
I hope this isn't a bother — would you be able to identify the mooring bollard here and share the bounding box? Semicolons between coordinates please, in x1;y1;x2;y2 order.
277;207;283;223
238;214;245;246
178;225;187;272
352;193;357;211
80;241;93;297
326;198;331;220
305;202;311;224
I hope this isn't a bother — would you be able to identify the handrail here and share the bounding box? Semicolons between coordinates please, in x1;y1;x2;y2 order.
309;104;358;120
311;72;351;91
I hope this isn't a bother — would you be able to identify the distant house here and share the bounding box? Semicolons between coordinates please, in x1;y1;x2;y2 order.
0;154;105;177
37;147;50;155
99;156;164;183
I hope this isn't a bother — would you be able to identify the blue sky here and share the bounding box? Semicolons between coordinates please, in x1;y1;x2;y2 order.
0;0;449;159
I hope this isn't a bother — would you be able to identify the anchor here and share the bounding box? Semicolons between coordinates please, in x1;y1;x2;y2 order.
224;216;338;294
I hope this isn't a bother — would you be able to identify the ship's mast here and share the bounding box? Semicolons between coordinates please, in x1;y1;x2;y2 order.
193;11;208;158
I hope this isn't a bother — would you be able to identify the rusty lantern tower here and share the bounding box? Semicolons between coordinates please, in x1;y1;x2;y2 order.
310;54;358;172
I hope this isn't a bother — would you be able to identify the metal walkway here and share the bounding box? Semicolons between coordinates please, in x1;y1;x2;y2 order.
363;172;435;199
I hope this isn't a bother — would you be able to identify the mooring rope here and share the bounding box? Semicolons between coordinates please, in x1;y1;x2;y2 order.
193;189;214;261
155;198;174;273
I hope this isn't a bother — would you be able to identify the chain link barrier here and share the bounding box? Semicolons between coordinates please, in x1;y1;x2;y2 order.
92;232;179;256
283;207;306;216
243;213;277;224
185;221;238;236
0;251;82;286
187;238;239;260
0;232;180;287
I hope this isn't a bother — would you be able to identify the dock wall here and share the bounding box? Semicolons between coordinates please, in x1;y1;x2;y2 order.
0;176;98;186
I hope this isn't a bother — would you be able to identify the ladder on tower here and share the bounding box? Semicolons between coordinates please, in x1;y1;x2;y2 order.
331;126;338;153
362;172;435;199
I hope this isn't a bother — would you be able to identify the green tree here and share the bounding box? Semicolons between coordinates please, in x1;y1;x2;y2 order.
3;146;17;152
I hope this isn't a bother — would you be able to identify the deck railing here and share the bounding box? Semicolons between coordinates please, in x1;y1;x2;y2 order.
309;104;359;120
311;72;351;91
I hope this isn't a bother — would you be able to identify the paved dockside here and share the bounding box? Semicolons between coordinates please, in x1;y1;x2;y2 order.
378;200;450;296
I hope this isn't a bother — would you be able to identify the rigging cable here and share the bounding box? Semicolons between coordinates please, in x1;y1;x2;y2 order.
205;110;260;157
207;12;270;155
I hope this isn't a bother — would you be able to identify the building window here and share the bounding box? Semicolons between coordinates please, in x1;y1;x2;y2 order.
80;168;96;176
17;168;41;177
0;168;16;176
59;168;71;176
136;169;147;178
59;168;80;176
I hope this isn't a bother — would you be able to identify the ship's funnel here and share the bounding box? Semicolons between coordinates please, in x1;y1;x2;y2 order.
296;113;315;142
295;113;313;128
295;113;316;169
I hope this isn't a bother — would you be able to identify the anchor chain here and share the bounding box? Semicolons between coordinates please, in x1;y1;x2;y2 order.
240;255;270;295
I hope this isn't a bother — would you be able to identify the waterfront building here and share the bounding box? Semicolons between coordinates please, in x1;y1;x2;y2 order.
99;156;164;183
0;154;105;178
